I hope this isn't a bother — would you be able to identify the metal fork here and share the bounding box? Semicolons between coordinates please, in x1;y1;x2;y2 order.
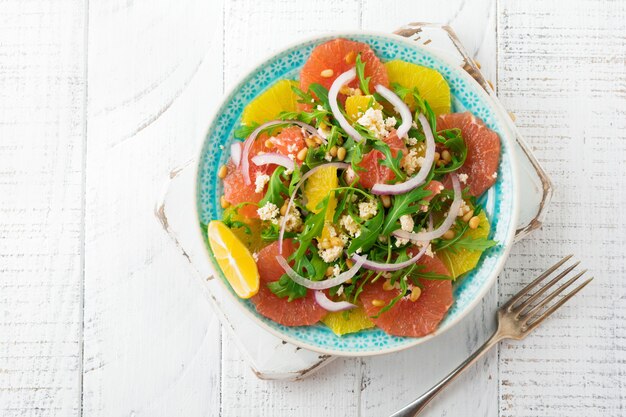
389;255;593;417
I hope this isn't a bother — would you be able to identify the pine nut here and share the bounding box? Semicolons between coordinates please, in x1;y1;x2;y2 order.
381;195;391;208
340;86;352;95
320;69;334;78
382;280;395;291
297;147;308;161
433;152;440;163
409;287;422;302
462;211;473;222
330;236;343;247
320;239;331;250
469;216;480;229
280;203;288;216
442;150;452;162
218;165;228;179
305;137;316;148
372;299;385;307
329;146;338;157
353;88;362;96
220;196;230;209
314;136;323;145
442;229;455;240
346;259;354;268
264;139;274;148
326;266;335;277
337;137;344;146
337;147;346;161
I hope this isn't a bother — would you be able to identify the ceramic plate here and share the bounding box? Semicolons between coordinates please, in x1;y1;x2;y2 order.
195;32;518;356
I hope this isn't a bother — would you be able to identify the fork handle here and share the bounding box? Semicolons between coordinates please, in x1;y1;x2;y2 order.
389;331;503;417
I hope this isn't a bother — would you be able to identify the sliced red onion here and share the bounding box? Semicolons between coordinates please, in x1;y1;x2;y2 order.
251;153;295;171
351;243;429;272
275;254;366;290
241;120;322;185
278;162;350;255
352;217;432;272
371;113;436;195
230;142;242;167
375;84;412;139
314;291;356;312
393;174;463;242
329;68;362;142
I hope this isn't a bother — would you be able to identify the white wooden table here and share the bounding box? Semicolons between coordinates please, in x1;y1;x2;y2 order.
1;0;624;416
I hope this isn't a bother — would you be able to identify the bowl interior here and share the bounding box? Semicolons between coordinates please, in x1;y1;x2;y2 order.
196;33;517;356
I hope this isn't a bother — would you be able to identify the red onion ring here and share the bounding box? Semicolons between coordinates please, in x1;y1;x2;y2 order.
375;84;412;139
371;113;436;195
278;162;350;255
241;120;321;185
251;153;295;171
329;68;362;142
275;254;366;290
392;174;463;242
314;291;356;312
230;142;242;167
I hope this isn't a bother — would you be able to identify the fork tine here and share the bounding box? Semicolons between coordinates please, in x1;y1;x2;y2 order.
502;254;573;311
521;269;587;320
525;277;593;333
516;261;580;314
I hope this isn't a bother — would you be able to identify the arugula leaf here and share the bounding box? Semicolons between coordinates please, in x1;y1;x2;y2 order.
355;53;371;95
347;203;384;255
293;196;330;260
434;128;468;174
222;210;251;235
259;166;288;207
267;275;307;301
447;236;498;252
309;83;330;109
234;124;258;139
380;186;431;236
372;276;409;318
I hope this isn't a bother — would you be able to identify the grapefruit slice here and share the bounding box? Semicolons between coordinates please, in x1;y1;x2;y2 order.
384;60;451;115
360;255;453;337
300;38;389;94
222;160;264;218
439;211;491;279
208;221;259;299
321;307;375;336
251;240;327;326
241;79;299;126
267;125;307;158
437;112;500;197
357;130;407;189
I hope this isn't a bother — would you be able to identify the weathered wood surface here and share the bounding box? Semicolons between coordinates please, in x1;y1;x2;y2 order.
1;0;624;416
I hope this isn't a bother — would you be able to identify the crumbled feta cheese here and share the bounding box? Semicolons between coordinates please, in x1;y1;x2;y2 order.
281;205;303;232
344;167;357;185
385;116;397;129
492;172;498;179
287;153;296;160
257;202;279;223
317;124;331;139
287;143;299;153
395;237;409;247
359;200;378;220
336;285;344;296
411;120;418;129
438;184;445;191
357;108;390;139
255;173;270;193
405;136;418;146
324;152;333;161
325;223;338;237
381;272;392;279
331;264;341;277
411;241;434;258
252;252;259;262
401;148;421;175
458;173;469;184
316;105;325;111
400;214;414;232
318;245;343;263
340;215;361;238
339;233;349;245
458;200;470;217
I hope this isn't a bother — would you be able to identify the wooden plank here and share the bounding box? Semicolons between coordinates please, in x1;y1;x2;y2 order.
218;1;364;416
497;0;626;416
82;1;224;416
358;1;499;416
0;1;86;416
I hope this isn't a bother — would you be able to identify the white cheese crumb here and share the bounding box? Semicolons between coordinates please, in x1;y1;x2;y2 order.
405;136;418;146
401;148;421;175
331;264;341;277
357;108;390;139
252;252;259;262
395;237;409;247
324;152;333;161
492;172;498;179
458;200;470;217
340;215;361;238
254;173;270;193
385;116;397;129
280;205;302;232
287;143;298;153
458;173;469;184
316;105;325;111
411;120;418;129
381;272;392;279
317;124;331;139
257;202;279;223
336;285;344;296
287;153;296;160
318;245;343;263
345;167;357;185
400;214;414;232
359;200;378;220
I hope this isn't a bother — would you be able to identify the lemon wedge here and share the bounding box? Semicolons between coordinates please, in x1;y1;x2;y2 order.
207;220;259;298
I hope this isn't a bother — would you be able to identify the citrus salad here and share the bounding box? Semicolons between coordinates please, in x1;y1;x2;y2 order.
207;38;501;337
